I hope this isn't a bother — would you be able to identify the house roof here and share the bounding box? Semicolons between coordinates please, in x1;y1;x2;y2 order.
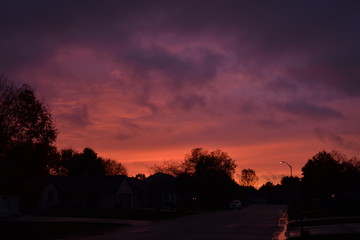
145;172;176;184
50;176;127;193
126;173;178;194
144;172;177;191
127;177;152;193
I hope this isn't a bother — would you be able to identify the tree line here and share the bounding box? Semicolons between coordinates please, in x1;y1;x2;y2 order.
1;75;359;210
0;75;261;211
259;150;360;215
0;76;129;196
49;147;127;176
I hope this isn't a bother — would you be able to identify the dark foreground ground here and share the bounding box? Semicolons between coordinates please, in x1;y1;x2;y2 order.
0;204;287;240
287;216;360;240
286;206;360;240
0;221;130;239
62;204;287;240
0;208;184;240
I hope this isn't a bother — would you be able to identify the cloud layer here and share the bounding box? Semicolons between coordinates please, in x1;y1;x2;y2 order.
1;0;360;183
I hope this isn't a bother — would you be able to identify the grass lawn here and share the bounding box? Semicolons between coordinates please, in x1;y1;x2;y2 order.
287;216;360;240
39;208;193;221
302;208;360;219
0;208;195;239
287;233;360;240
288;217;360;228
0;221;129;239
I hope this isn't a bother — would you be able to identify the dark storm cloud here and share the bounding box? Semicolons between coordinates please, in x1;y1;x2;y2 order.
2;0;360;98
59;104;91;127
257;118;296;129
315;128;359;150
2;0;360;179
265;78;299;94
124;46;222;88
115;118;154;141
0;0;141;72
274;100;343;120
171;93;207;111
288;56;360;97
118;118;142;131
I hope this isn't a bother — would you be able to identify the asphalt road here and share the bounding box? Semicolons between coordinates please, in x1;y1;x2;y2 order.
64;204;287;240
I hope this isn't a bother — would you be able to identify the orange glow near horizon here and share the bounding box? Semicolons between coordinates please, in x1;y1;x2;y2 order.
4;1;360;189
56;134;358;188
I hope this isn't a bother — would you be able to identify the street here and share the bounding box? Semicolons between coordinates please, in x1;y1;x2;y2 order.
63;204;287;240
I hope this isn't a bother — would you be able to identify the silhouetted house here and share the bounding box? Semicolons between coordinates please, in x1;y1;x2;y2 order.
40;176;132;210
127;177;152;208
0;195;20;217
39;173;184;211
144;173;178;207
127;173;180;209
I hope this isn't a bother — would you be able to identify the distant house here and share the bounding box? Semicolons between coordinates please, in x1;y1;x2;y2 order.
39;176;132;210
127;173;180;209
0;195;20;217
127;177;152;208
144;173;179;207
39;173;184;211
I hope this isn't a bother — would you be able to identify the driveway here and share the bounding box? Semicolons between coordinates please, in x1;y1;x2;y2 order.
62;204;287;240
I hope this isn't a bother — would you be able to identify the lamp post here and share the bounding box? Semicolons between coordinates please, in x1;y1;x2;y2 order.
280;161;292;177
280;160;304;235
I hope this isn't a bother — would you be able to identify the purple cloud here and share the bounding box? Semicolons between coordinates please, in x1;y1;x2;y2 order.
58;104;91;127
314;128;359;150
274;100;343;120
1;0;360;180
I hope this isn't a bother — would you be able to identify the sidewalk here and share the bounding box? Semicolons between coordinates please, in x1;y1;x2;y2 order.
287;216;360;239
9;215;154;227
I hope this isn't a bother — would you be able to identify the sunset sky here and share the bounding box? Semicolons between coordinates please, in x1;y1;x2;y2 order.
1;0;360;186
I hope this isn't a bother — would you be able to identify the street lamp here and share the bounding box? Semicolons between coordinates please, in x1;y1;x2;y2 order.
280;160;302;234
280;161;292;177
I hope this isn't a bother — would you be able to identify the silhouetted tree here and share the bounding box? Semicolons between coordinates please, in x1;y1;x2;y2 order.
281;176;301;204
181;148;238;205
258;181;286;204
135;173;146;180
182;148;237;178
239;168;258;187
102;158;127;175
0;75;58;197
149;148;246;206
0;75;58;149
301;150;360;208
151;160;182;176
76;148;104;176
281;176;301;187
49;148;76;176
340;157;360;193
302;151;342;200
259;181;275;191
51;147;127;176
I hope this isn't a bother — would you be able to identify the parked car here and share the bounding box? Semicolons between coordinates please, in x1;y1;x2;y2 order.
229;200;242;209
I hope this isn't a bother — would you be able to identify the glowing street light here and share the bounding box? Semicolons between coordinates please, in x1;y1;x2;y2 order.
280;161;292;177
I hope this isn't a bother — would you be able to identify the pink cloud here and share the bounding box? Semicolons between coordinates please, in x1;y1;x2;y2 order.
2;0;360;185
